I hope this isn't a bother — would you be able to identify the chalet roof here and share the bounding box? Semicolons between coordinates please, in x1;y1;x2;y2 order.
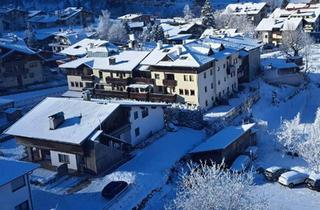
118;13;144;21
224;2;267;15
59;50;150;72
190;123;255;153
255;17;302;31
59;38;118;57
55;30;93;45
141;40;238;68
0;35;36;55
5;97;120;145
0;158;38;187
203;36;262;51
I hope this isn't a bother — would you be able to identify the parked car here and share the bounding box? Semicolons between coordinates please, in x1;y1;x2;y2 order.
101;181;129;200
230;155;251;173
243;146;258;160
305;174;320;191
264;166;289;182
278;170;308;188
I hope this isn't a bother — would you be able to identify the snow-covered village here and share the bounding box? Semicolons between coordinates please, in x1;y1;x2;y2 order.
2;0;320;209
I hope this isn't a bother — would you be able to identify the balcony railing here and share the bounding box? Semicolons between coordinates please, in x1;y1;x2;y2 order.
132;77;155;84
105;77;129;85
163;79;177;86
149;93;177;103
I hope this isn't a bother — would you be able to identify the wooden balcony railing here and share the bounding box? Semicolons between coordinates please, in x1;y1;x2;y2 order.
163;79;177;87
105;77;129;85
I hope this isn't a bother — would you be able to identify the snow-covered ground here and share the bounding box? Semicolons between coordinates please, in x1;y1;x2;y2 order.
31;128;205;210
0;138;26;160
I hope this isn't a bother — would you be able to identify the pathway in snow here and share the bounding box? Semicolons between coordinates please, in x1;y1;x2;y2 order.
32;128;205;210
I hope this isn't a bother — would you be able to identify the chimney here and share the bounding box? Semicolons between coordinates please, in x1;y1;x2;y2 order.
48;112;65;130
157;40;163;50
109;57;116;65
82;90;91;101
177;46;182;56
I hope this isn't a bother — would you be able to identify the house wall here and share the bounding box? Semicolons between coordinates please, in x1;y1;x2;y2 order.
248;48;261;81
129;106;165;146
0;175;33;210
197;66;216;108
50;150;78;170
67;75;84;91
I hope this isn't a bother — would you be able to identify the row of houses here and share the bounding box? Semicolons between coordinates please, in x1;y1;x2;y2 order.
0;7;94;32
60;36;261;109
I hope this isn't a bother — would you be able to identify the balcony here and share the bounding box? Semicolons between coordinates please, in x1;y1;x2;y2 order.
93;89;129;98
81;75;95;81
132;77;155;85
129;92;148;101
105;77;129;85
226;65;236;75
149;93;177;103
163;79;177;87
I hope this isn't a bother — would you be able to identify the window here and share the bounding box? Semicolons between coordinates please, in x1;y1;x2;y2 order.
58;154;70;164
155;74;160;79
211;96;214;101
210;69;213;75
99;71;103;79
224;77;226;82
217;67;220;71
135;127;140;137
218;80;220;85
190;90;195;96
70;82;75;87
179;89;184;95
211;83;213;89
223;64;226;68
204;86;207;92
134;111;138;120
203;72;206;79
75;82;79;87
79;82;83;88
15;200;29;210
189;75;194;81
185;89;189;95
184;75;188;81
142;107;149;118
11;176;25;192
205;100;208;106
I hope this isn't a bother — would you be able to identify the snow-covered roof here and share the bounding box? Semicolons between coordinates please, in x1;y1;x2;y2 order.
261;58;298;70
55;30;93;45
128;22;145;28
230;155;250;172
225;2;267;15
190;123;255;153
255;17;302;32
59;38;118;57
60;50;150;72
161;22;203;38
0;159;38;187
118;13;144;21
141;40;237;68
28;14;59;23
5;97;120;145
201;28;242;38
0;35;36;55
202;36;262;51
0;98;14;107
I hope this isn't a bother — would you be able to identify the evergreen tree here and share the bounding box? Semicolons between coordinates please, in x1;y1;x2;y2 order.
281;0;289;9
201;0;215;28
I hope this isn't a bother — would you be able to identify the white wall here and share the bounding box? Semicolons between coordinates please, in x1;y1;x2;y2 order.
129;106;164;146
50;150;78;170
0;175;33;210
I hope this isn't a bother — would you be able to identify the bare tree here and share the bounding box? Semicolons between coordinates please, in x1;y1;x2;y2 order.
281;26;313;57
167;162;268;210
183;4;194;21
97;9;111;40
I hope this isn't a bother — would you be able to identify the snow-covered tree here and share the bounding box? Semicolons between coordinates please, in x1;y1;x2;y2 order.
151;24;164;42
201;0;215;28
281;0;290;9
168;162;267;210
298;110;320;172
183;4;194;21
281;26;313;57
275;113;303;155
97;9;111;40
139;23;153;42
108;22;128;44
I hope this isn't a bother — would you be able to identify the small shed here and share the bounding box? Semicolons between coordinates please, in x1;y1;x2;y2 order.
189;123;256;165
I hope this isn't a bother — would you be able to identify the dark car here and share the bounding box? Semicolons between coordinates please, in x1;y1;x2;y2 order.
306;174;320;191
264;166;289;181
101;181;129;200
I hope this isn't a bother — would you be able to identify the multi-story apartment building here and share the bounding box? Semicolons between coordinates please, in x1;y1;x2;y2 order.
256;3;320;45
0;35;45;90
0;159;38;210
60;40;241;109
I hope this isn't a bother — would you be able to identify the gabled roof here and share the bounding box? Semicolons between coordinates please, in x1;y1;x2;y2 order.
59;50;150;72
0;158;38;187
0;35;36;55
203;36;262;51
5;97;120;145
190;123;255;153
59;38;118;57
225;2;267;15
